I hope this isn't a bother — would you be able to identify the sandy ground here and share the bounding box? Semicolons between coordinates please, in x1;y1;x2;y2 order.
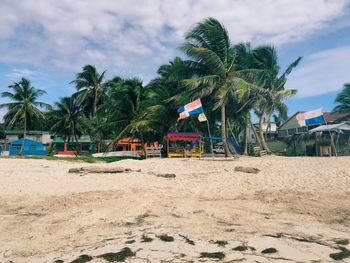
0;156;350;262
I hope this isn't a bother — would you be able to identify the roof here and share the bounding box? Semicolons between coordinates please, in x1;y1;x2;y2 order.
166;132;202;141
5;130;50;135
323;112;350;122
117;137;141;144
278;111;350;130
308;122;350;133
10;138;44;145
52;135;91;143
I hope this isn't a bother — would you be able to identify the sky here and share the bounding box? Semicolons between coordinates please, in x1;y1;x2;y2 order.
1;0;350;120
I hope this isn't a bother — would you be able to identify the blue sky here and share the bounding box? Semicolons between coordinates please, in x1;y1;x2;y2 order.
0;0;350;120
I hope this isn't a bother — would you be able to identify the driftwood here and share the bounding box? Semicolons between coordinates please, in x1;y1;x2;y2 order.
68;166;140;174
234;166;260;174
156;173;176;178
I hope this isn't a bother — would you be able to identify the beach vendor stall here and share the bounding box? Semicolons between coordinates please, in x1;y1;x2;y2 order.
166;132;203;158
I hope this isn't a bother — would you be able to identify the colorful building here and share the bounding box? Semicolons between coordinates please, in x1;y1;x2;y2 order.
9;139;48;156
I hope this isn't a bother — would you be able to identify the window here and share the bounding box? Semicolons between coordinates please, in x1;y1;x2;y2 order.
297;126;307;133
30;146;37;151
278;130;287;137
288;128;297;136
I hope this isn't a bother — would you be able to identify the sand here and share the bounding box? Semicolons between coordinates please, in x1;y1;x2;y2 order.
0;156;350;262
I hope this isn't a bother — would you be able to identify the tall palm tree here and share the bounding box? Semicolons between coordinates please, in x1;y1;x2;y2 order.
71;64;107;116
0;78;50;154
333;83;350;114
252;45;301;153
180;17;264;156
50;97;85;144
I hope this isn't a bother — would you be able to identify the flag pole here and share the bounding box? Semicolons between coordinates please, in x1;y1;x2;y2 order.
206;119;214;157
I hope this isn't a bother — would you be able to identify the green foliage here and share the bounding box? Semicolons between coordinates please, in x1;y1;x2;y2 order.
333;83;350;114
0;78;51;129
71;64;107;116
50;97;85;143
0;18;301;155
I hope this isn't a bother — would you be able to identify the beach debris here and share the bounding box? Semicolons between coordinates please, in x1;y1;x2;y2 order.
199;252;225;260
97;247;134;262
158;234;174;242
261;247;278;254
156;173;176;178
212;240;228;247
234;166;260;174
141;234;153;242
124;212;151;226
335;238;349;245
68;166;140;174
179;234;195;245
70;254;93;263
329;247;350;261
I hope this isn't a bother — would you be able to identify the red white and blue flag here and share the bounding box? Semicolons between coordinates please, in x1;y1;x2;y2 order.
178;98;204;120
296;108;325;127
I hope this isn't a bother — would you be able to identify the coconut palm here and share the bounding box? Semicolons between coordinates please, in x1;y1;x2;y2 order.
333;83;350;114
71;64;107;116
0;78;50;154
252;45;301;153
50;97;85;144
180;18;265;156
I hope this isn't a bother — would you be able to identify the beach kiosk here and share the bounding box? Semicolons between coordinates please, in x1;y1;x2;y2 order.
166;132;203;158
9;139;48;156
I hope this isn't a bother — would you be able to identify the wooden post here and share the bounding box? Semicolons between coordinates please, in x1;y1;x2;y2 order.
64;143;68;152
167;139;169;158
98;143;101;153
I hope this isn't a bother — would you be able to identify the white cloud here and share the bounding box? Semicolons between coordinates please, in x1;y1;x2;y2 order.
0;0;348;82
5;68;44;81
286;45;350;97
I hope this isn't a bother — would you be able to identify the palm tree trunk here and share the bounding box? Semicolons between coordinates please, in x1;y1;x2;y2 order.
19;114;27;155
248;118;262;148
221;104;229;157
259;113;271;153
243;122;248;155
93;88;98;116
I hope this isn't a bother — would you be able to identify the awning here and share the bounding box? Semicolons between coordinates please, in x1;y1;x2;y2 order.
308;123;350;134
166;132;202;141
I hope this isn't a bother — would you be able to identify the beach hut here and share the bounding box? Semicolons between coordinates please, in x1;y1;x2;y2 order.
166;132;203;158
9;139;48;156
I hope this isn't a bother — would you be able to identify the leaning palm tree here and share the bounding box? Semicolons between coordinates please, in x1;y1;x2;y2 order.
71;65;107;116
0;78;50;154
252;45;301;153
50;97;85;144
180;18;265;156
333;83;350;114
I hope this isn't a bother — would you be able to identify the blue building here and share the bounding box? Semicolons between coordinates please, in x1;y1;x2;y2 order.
9;139;48;156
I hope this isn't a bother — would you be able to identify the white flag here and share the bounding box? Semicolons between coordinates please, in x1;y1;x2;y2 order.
198;112;207;122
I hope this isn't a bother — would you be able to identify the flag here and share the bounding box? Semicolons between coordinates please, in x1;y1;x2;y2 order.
178;98;204;120
198;112;207;122
296;108;325;127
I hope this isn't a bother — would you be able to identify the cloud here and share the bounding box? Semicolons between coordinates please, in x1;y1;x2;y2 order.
0;0;348;85
6;68;44;81
286;45;350;97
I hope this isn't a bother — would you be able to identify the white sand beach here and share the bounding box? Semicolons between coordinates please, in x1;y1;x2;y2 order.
0;156;350;262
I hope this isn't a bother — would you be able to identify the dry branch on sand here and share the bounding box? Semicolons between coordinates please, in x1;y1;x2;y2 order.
234;166;260;174
68;167;141;174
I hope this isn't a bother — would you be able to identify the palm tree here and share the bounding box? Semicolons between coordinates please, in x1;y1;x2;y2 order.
180;18;265;156
0;78;50;154
50;97;85;144
252;45;301;153
71;65;107;116
333;83;350;114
